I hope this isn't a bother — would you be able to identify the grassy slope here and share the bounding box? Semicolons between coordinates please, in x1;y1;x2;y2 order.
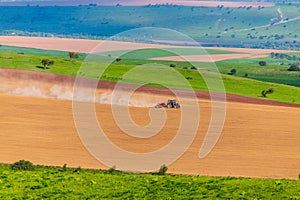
1;48;300;104
0;164;299;199
216;56;300;87
102;48;241;59
0;4;300;49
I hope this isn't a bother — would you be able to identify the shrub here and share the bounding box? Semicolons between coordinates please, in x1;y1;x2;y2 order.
60;163;67;172
115;58;122;62
288;64;300;71
259;61;266;66
169;64;176;68
267;88;274;94
108;166;116;174
228;69;237;75
244;73;248;77
158;164;168;175
73;167;82;173
68;52;79;60
190;66;197;70
11;160;34;171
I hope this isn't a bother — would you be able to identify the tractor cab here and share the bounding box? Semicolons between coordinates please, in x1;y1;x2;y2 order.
167;99;180;108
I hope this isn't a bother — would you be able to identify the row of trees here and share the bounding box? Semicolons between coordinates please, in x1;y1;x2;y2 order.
270;52;300;61
259;59;300;71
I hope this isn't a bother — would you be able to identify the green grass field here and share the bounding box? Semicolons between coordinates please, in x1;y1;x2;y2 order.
215;56;300;87
1;46;300;104
0;163;299;199
102;48;241;59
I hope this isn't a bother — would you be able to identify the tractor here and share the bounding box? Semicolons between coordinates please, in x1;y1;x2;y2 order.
154;99;180;108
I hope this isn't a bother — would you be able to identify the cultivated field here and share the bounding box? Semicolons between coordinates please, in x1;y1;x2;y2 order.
0;68;300;179
1;88;300;179
0;2;299;198
0;36;299;181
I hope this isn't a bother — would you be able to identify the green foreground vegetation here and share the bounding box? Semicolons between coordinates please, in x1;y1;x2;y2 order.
1;45;300;104
0;162;299;199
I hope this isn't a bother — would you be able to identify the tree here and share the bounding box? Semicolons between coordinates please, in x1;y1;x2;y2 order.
68;52;79;60
288;64;300;71
259;61;266;66
41;59;54;70
261;88;274;97
228;69;237;75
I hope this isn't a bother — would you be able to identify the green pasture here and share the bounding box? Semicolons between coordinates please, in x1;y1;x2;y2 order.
102;48;240;59
0;164;299;199
216;56;300;87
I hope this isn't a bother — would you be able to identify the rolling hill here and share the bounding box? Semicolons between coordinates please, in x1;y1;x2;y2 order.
0;2;299;49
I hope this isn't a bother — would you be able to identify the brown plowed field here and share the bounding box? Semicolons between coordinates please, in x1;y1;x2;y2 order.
1;69;300;179
0;36;294;59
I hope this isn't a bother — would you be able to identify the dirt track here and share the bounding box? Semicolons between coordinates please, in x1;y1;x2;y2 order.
0;69;300;179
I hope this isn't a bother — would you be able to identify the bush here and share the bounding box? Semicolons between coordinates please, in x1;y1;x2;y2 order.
267;88;274;94
259;61;266;66
158;164;168;175
169;64;176;68
108;166;117;174
61;163;67;172
190;66;197;70
228;69;237;75
73;167;82;173
115;58;122;62
288;64;300;71
68;52;79;60
11;160;34;171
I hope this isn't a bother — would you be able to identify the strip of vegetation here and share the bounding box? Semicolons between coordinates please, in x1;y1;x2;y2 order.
0;45;86;60
0;160;299;199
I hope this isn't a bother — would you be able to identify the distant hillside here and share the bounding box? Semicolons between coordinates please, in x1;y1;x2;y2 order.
0;3;299;49
0;0;296;2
